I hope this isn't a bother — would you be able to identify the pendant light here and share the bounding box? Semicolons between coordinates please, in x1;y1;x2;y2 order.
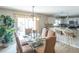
31;6;36;38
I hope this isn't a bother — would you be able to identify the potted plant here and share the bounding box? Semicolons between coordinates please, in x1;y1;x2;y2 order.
0;15;15;46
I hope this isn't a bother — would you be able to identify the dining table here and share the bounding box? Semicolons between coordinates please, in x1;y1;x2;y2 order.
22;35;46;51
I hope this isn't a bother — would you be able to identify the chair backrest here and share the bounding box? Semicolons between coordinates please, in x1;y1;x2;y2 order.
25;29;32;35
14;33;22;53
41;28;48;38
44;37;56;53
47;30;56;37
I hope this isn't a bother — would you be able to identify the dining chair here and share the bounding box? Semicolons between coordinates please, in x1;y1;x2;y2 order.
14;33;35;53
25;28;32;35
44;37;56;53
35;36;56;53
47;30;56;37
41;28;48;38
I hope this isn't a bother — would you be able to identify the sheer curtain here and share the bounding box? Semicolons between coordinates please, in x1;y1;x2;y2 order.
15;15;39;36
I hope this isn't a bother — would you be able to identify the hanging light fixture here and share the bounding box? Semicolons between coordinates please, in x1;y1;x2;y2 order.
32;6;34;21
31;6;39;39
31;6;36;38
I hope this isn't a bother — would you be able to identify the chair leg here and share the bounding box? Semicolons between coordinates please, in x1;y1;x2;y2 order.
50;50;55;53
53;49;55;53
16;47;20;53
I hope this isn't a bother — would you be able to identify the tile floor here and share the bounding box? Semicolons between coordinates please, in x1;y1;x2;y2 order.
55;41;79;53
0;41;79;53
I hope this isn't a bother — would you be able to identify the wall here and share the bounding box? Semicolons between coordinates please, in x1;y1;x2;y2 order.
0;9;14;18
47;17;55;24
0;8;50;33
39;15;47;32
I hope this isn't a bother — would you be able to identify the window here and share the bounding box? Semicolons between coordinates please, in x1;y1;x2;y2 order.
54;20;61;26
17;16;38;35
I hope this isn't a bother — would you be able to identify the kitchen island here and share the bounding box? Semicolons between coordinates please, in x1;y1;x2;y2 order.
50;27;79;48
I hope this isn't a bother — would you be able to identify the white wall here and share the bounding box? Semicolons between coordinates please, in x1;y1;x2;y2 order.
0;9;14;18
47;17;55;24
39;15;47;32
0;8;49;33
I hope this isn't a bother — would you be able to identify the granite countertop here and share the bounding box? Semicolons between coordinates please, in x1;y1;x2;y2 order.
50;27;79;37
50;27;79;48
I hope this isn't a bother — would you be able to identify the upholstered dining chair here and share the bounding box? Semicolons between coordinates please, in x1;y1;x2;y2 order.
41;28;48;38
44;37;56;53
47;30;56;37
14;33;35;53
35;36;56;53
25;28;32;35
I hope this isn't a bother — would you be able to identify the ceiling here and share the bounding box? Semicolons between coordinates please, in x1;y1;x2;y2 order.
1;6;79;16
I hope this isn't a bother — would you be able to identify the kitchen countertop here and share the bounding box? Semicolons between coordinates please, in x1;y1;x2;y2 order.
49;27;79;48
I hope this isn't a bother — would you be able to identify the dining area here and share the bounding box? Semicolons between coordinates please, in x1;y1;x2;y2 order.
14;28;56;53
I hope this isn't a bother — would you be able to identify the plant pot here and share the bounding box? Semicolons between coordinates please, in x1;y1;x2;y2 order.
0;43;8;48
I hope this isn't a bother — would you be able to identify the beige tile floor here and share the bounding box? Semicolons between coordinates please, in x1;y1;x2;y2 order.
0;41;79;53
55;41;79;53
0;43;16;53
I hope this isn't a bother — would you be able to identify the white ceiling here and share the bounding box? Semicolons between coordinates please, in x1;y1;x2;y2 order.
1;6;79;16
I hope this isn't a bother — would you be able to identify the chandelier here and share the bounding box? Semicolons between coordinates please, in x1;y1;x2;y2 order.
31;6;36;38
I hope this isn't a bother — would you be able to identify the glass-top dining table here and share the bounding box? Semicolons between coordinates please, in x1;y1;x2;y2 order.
18;33;45;49
24;36;45;48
